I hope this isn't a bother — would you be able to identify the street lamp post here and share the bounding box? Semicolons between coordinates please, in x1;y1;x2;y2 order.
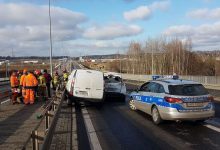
5;61;8;78
151;45;154;75
49;0;53;75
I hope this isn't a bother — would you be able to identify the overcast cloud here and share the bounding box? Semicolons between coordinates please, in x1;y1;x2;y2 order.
163;21;220;50
83;24;143;40
0;3;88;56
187;8;220;20
0;3;142;56
123;0;170;21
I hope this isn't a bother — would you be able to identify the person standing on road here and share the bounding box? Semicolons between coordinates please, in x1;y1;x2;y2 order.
37;71;47;101
10;71;19;104
23;71;38;105
20;69;27;103
63;70;69;82
43;69;52;98
52;71;60;91
17;70;22;102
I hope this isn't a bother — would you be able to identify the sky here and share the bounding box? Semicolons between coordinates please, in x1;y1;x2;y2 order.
0;0;219;57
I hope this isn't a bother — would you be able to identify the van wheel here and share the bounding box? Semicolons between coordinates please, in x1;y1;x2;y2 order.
152;106;162;125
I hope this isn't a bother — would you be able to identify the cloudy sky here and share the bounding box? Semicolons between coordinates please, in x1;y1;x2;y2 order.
0;0;219;56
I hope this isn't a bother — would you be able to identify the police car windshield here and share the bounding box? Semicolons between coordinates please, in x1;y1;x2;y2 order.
168;84;209;96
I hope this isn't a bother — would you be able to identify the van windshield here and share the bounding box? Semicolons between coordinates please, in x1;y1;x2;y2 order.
168;84;209;96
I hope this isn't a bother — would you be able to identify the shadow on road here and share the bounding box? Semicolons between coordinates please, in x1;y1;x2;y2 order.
0;101;44;145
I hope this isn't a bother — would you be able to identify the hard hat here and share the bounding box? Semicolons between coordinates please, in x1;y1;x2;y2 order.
35;70;41;75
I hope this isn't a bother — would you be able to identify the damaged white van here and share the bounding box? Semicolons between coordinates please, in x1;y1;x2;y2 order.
65;69;104;105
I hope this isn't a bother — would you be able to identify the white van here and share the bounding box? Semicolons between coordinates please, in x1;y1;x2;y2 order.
65;69;104;104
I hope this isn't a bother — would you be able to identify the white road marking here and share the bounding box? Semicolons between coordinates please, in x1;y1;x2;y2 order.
0;99;10;104
81;107;102;150
72;106;78;150
205;118;220;127
204;124;220;133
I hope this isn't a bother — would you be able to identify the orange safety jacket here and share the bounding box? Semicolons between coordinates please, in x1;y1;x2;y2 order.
20;74;26;87
10;75;19;88
23;73;38;89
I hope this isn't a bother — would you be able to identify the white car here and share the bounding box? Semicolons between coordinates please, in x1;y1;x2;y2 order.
129;76;215;124
65;69;104;105
104;73;126;101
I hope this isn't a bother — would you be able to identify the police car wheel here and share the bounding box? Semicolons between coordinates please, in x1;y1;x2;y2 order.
129;99;136;110
152;106;162;124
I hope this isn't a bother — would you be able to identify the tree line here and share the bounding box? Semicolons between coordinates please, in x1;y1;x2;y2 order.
111;37;219;76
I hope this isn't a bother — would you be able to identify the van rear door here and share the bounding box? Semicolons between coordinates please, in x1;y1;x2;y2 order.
74;70;104;99
90;72;104;99
74;70;92;98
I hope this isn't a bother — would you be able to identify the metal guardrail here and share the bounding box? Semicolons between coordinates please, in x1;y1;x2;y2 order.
121;74;220;87
0;80;11;101
21;91;64;150
41;91;65;150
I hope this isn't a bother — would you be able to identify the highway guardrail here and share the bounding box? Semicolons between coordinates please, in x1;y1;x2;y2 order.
0;80;11;102
21;91;64;150
121;74;220;90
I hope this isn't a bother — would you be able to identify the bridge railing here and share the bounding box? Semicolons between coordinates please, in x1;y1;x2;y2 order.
21;91;64;150
121;74;220;87
0;79;11;102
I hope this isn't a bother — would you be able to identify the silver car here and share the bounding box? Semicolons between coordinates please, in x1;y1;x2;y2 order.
104;73;126;101
129;77;215;124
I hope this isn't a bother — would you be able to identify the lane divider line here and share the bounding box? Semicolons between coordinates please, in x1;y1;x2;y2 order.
204;124;220;133
205;118;220;127
81;107;102;150
72;106;78;150
1;98;10;104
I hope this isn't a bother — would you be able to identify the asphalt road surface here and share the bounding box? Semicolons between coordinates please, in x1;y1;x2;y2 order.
82;83;220;150
66;62;220;150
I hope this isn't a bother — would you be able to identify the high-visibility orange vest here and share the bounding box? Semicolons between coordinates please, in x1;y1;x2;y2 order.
23;73;38;88
20;74;26;86
10;75;19;88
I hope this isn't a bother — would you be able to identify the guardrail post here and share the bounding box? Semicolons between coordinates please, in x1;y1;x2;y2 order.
52;103;55;111
32;130;38;150
45;111;50;130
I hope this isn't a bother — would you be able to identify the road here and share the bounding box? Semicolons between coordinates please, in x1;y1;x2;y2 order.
67;61;220;150
81;83;220;150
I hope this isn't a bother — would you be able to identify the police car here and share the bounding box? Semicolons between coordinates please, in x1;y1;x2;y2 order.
129;75;215;124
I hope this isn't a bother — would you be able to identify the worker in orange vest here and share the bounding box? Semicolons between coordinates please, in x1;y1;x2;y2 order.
23;71;38;105
17;70;23;102
20;69;28;102
10;71;19;104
